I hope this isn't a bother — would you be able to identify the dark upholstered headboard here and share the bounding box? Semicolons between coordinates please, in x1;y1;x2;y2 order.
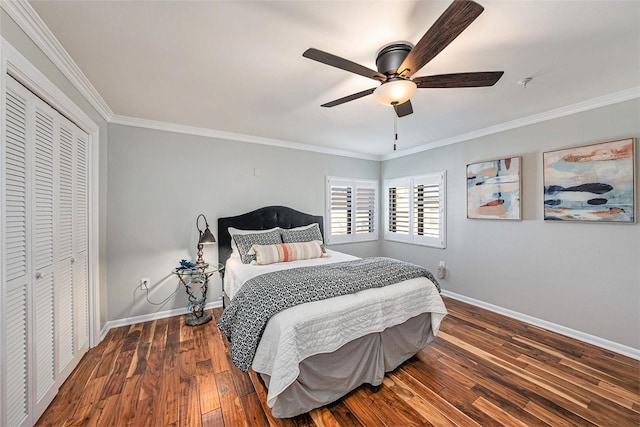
218;206;324;269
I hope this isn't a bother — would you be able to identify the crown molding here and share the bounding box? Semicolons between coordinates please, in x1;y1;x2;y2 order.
1;0;114;122
110;114;380;161
111;85;639;162
383;86;640;161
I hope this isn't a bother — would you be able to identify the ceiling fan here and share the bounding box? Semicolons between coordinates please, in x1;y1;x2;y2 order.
303;0;504;118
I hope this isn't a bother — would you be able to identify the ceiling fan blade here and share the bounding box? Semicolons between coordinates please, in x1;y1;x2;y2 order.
399;0;484;78
393;100;413;117
414;71;504;88
304;48;387;82
321;88;376;107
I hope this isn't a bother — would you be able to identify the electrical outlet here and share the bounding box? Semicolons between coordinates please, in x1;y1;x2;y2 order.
140;278;150;289
437;262;446;279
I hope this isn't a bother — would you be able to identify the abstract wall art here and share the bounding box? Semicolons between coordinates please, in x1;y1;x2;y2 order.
543;138;636;223
467;156;521;220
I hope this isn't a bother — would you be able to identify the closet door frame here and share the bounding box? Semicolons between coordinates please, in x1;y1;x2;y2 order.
0;38;101;424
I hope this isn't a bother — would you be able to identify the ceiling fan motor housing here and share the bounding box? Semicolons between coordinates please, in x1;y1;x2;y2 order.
376;42;413;76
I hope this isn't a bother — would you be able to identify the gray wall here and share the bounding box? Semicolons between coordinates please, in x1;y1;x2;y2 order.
106;124;380;321
1;10;110;329
381;99;640;349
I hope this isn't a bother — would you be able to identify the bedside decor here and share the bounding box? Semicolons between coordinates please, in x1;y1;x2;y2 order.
196;213;216;267
467;156;521;220
176;259;197;271
172;263;223;326
543;138;636;223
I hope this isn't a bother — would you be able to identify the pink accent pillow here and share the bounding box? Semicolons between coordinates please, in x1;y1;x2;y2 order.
251;240;324;265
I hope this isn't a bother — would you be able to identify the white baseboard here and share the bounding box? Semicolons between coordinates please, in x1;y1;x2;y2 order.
100;300;224;341
442;290;640;361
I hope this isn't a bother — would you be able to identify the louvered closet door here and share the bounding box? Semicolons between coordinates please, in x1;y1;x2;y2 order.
56;122;75;378
3;77;32;427
55;117;89;380
2;75;91;427
32;99;58;418
74;128;89;356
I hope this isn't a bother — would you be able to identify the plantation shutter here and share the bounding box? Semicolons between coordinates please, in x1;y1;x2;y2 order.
413;173;446;248
355;185;376;234
329;184;352;237
414;183;440;237
385;172;446;248
326;177;378;244
387;181;410;235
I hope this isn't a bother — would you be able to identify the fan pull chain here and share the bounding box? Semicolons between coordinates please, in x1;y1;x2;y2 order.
394;110;398;151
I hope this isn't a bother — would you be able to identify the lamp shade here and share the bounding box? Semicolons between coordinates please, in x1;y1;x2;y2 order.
372;79;417;106
198;227;216;245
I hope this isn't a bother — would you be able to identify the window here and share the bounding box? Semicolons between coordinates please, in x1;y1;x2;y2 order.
325;177;378;244
384;171;446;248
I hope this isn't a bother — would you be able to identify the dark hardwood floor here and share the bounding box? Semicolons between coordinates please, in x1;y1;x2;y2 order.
36;296;640;426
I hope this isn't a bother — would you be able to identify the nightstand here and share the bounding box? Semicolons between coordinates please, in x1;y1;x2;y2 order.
172;263;223;326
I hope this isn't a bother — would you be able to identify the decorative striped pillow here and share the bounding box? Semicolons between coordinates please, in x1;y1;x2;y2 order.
251;240;324;265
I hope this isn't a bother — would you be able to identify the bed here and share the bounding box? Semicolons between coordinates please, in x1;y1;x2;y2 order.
217;206;447;418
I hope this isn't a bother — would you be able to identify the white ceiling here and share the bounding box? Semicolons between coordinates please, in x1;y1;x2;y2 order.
28;0;640;158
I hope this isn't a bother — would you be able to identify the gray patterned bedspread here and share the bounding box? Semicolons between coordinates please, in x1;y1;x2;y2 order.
218;257;440;371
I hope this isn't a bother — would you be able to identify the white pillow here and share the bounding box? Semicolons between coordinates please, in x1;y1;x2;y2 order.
228;226;280;259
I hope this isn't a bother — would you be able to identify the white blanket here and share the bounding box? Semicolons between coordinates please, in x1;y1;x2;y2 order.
223;250;448;410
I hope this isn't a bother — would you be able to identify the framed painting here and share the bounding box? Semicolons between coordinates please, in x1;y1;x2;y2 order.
543;138;636;223
467;156;521;220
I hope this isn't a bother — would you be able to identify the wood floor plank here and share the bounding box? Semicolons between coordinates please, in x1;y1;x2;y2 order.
357;381;427;426
341;387;386;426
393;367;483;427
198;372;222;413
216;370;248;426
35;300;640;426
202;408;225;426
150;317;169;352
179;376;202;427
100;349;135;399
92;327;127;379
162;341;181;426
240;391;271;426
322;400;363;427
61;375;108;427
114;374;144;425
472;396;532;427
138;334;165;402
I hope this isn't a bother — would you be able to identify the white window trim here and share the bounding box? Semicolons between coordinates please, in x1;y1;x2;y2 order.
325;176;378;245
384;171;446;249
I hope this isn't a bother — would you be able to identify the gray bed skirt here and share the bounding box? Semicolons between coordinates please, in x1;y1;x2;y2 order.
258;312;435;418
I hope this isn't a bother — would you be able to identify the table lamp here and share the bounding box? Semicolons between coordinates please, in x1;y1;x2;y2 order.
196;213;216;268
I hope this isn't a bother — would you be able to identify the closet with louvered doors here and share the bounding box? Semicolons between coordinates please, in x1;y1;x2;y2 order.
2;75;90;427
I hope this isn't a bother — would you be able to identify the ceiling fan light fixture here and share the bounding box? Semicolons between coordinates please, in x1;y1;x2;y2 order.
372;79;417;106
